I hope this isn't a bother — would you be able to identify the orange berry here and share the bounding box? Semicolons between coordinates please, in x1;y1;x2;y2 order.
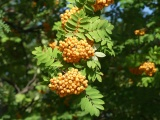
93;0;114;11
48;68;88;97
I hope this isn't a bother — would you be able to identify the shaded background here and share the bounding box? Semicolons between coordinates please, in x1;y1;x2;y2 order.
0;0;160;119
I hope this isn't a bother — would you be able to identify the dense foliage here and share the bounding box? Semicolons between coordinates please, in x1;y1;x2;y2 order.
0;0;160;120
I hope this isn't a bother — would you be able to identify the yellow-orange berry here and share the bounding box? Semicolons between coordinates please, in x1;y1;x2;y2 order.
130;62;157;76
58;37;95;63
93;0;114;11
134;28;146;36
60;7;79;28
139;62;157;76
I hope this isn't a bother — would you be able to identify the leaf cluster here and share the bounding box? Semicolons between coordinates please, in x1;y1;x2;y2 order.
0;10;10;38
80;86;104;116
32;0;115;117
32;46;63;68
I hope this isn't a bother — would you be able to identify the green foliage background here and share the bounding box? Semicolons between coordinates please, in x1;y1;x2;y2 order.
0;0;160;120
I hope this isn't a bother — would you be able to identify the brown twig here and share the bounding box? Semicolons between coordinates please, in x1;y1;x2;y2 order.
19;73;37;94
1;78;20;93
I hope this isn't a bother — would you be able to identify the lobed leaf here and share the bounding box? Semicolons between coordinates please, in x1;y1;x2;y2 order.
96;74;102;82
89;94;103;99
80;86;104;116
32;46;62;67
92;99;105;105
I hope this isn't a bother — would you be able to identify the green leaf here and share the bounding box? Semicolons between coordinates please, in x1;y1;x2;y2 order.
105;23;114;34
36;54;48;62
92;56;98;61
88;72;96;81
65;32;74;37
84;99;93;112
93;107;100;116
65;22;76;32
15;94;25;103
87;0;95;4
32;50;37;55
32;46;62;67
80;68;87;76
92;99;105;105
67;4;74;8
87;61;92;68
67;0;75;3
34;46;42;52
80;97;88;110
89;94;103;99
52;48;61;58
80;17;89;24
97;29;106;39
84;5;94;14
90;17;99;22
75;33;86;39
37;60;41;66
155;33;160;39
94;104;104;110
92;20;101;30
94;60;101;68
80;86;104;116
70;14;79;22
89;31;101;41
96;74;102;82
97;20;106;29
77;27;85;32
51;61;63;67
91;62;96;69
45;59;54;66
75;0;83;8
48;47;53;55
86;88;100;95
85;33;93;40
95;52;106;57
43;76;49;81
74;63;84;68
67;18;77;26
107;42;113;50
101;39;107;45
58;112;73;120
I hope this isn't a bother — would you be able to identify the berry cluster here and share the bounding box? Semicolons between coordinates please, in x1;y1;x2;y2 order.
49;42;57;49
60;7;79;27
93;0;114;11
59;37;95;63
139;62;157;76
48;68;88;97
134;29;146;36
130;62;157;76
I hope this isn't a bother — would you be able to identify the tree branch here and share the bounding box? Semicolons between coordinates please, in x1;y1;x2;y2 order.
5;21;43;33
1;78;20;93
19;73;37;94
